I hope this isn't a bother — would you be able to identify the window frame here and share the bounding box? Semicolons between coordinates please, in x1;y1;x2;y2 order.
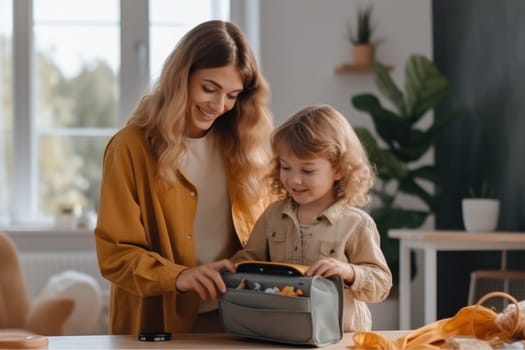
11;0;125;224
6;0;256;227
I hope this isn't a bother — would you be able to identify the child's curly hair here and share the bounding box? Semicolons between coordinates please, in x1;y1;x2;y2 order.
268;104;374;207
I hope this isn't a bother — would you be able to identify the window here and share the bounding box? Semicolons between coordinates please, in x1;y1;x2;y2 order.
149;0;230;83
0;0;13;224
33;0;119;219
2;0;230;227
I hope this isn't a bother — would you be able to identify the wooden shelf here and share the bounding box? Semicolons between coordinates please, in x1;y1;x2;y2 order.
335;62;393;74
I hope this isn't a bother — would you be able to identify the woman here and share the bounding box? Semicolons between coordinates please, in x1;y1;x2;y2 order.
94;20;273;334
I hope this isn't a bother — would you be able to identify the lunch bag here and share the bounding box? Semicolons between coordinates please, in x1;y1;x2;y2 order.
219;261;344;347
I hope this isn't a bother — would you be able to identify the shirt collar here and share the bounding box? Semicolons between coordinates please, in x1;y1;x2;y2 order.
280;197;346;225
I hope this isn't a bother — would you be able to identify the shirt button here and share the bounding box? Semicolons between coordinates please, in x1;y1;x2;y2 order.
186;234;192;240
189;191;196;197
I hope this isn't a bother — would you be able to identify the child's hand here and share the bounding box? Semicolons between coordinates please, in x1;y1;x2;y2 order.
306;257;355;285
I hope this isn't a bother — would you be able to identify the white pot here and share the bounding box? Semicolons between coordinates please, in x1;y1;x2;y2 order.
462;198;500;232
54;213;78;230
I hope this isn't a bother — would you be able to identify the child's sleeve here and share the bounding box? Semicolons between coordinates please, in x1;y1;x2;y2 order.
229;210;270;264
346;216;393;302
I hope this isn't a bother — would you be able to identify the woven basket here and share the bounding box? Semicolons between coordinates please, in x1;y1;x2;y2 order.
472;291;523;346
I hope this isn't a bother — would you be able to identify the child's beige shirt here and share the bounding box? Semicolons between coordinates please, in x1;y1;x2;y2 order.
230;197;393;332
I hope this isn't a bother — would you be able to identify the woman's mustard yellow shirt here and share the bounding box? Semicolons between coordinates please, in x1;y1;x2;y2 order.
94;125;268;334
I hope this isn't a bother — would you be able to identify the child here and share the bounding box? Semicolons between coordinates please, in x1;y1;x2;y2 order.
230;104;392;332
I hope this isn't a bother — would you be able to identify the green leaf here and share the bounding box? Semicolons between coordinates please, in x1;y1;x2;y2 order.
371;207;429;234
391;112;460;163
355;127;406;181
392;112;461;163
372;188;396;207
354;127;377;151
408;165;442;185
404;55;451;123
376;149;406;180
424;111;463;140
398;176;436;211
357;4;372;43
373;62;404;114
352;94;408;145
391;129;433;162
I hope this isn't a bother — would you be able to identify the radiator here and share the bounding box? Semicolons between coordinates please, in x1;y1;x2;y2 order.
18;251;110;299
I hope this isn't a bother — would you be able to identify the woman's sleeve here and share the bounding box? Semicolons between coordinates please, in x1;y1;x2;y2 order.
94;136;184;297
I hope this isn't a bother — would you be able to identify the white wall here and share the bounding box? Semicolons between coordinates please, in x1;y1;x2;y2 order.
258;0;433;329
259;0;433;126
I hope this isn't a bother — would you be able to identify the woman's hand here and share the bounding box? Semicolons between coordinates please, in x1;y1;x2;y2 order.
175;259;236;300
306;257;355;285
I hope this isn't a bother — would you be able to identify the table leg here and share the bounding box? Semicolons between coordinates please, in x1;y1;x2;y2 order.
399;241;411;329
424;248;437;324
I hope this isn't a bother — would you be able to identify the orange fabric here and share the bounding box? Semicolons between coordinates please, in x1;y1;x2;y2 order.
349;304;514;349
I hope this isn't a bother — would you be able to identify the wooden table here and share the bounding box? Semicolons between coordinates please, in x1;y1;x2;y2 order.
45;331;408;349
388;230;525;330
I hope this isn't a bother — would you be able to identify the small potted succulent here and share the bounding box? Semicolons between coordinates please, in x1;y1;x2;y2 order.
54;197;82;230
347;3;379;65
462;182;500;232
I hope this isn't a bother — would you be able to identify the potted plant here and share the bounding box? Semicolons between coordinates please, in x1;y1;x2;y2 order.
462;182;500;232
54;195;82;230
347;3;379;65
351;54;461;284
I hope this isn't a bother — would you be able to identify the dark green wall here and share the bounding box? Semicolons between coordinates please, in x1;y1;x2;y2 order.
433;0;525;318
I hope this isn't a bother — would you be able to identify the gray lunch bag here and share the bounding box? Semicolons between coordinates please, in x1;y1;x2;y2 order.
219;261;344;347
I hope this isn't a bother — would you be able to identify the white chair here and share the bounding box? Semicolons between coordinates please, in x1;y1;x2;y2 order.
38;270;102;335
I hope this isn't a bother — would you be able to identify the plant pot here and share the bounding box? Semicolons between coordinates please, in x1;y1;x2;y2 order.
54;213;79;230
353;44;375;65
462;198;500;232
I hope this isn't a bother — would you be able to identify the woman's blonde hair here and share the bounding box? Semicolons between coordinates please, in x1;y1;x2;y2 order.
128;20;273;200
269;104;374;207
